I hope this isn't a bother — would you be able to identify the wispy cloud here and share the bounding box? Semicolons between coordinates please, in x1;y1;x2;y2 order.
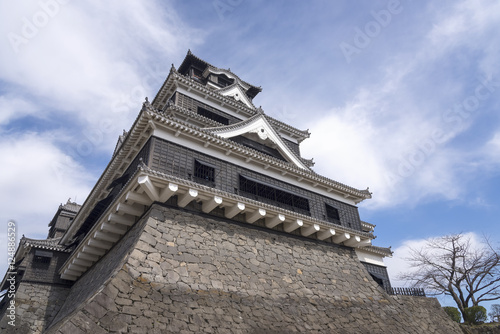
385;231;489;312
0;1;203;262
301;0;500;209
0;96;38;125
0;132;93;236
0;1;204;152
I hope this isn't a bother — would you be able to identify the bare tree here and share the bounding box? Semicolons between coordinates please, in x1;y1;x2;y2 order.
400;234;500;319
489;304;500;322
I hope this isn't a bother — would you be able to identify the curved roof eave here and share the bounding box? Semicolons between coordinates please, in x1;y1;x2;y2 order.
151;106;372;202
152;71;311;142
203;113;309;170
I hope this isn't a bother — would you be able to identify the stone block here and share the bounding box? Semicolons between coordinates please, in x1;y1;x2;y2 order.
84;300;108;320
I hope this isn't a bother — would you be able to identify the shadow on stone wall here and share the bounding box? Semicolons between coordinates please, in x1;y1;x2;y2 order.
45;204;463;333
460;323;500;334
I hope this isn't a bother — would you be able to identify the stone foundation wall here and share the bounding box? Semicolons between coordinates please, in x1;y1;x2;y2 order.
460;324;500;334
0;282;70;333
43;204;462;333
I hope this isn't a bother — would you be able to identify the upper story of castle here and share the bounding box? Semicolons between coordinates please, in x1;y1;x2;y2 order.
55;51;385;281
147;51;370;200
151;51;313;169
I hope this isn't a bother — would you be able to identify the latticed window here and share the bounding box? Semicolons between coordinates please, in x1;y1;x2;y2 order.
34;250;52;264
194;160;215;186
230;135;286;161
325;203;340;224
197;107;229;125
217;74;233;87
239;175;310;215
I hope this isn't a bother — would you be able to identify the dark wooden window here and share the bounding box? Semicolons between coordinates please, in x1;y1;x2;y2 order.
230;135;286;161
194;160;215;186
217;74;233;87
325;203;340;224
370;273;384;288
239;175;310;215
33;250;52;269
190;66;203;80
197;107;229;125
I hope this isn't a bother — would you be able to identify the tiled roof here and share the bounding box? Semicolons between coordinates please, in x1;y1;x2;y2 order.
180;50;262;93
361;220;376;232
155;71;310;141
203;112;262;133
139;164;375;240
203;113;311;169
21;237;71;252
362;245;393;257
214;83;256;108
147;105;372;201
60;200;81;213
165;104;227;127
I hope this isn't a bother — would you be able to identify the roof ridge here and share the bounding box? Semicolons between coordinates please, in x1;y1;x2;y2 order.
181;50;261;91
21;236;71;252
149;107;372;201
201;113;309;169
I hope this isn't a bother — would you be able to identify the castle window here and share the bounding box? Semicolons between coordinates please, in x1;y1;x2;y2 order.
217;74;233;88
370;273;384;288
194;160;215;186
197;107;229;125
230;135;286;161
325;203;340;224
190;66;203;80
239;175;310;215
34;250;52;265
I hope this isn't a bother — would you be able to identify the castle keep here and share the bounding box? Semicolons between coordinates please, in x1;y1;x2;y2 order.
0;52;461;333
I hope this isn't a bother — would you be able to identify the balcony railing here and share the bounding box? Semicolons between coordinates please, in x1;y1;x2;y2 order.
386;287;426;297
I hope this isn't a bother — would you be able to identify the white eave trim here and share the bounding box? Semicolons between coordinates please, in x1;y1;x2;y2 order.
148;110;371;204
154;72;310;142
355;248;389;267
217;85;254;109
207;114;309;170
59;169;374;281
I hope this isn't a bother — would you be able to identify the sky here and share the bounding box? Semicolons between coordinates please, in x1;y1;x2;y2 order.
1;0;500;312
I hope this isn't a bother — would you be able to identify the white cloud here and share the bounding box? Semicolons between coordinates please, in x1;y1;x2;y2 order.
0;1;204;153
301;0;500;209
385;232;482;287
426;0;500;74
0;131;95;272
0;0;207;276
0;132;93;239
486;132;500;156
0;96;38;125
301;90;464;208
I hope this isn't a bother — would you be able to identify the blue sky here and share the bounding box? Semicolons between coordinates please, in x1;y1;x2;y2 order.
1;0;499;311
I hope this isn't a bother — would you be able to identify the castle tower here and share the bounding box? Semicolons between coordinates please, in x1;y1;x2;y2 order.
0;51;461;333
56;50;392;286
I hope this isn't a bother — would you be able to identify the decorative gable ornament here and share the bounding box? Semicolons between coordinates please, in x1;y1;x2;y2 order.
217;84;254;109
206;114;309;170
250;126;269;140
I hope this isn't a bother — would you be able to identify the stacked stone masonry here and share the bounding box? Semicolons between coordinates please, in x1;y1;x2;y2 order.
0;283;70;333
38;204;461;334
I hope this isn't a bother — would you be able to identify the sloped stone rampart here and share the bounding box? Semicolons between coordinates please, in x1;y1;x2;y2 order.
460;324;500;334
0;283;70;333
45;204;462;333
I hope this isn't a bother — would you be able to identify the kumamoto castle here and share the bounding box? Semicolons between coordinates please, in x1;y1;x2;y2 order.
0;52;462;333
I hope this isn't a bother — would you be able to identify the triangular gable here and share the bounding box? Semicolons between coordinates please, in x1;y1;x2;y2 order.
217;84;254;109
207;114;309;170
